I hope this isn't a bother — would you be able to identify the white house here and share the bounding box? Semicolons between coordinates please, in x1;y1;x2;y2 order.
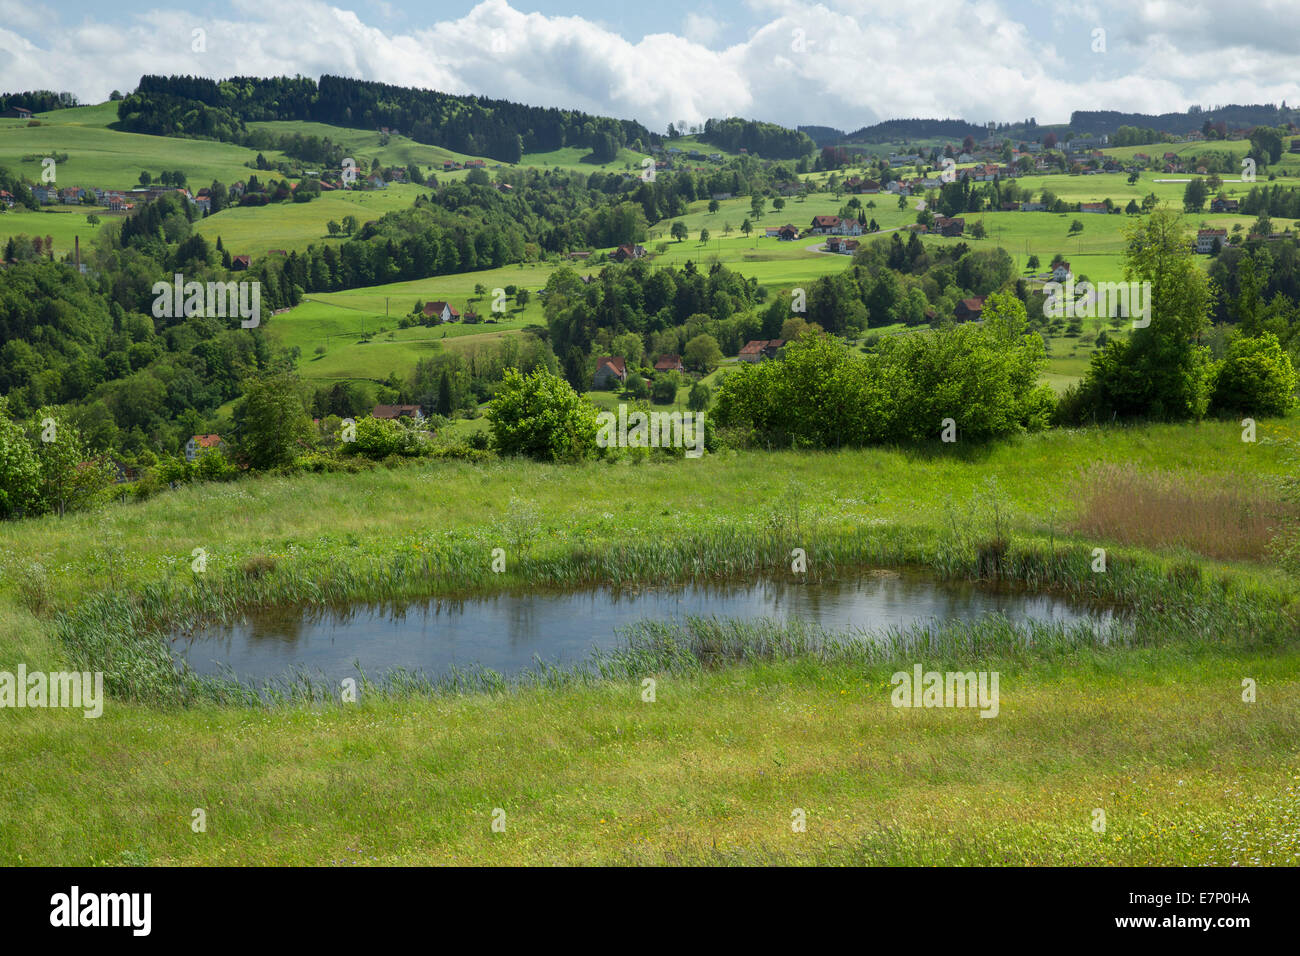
1196;229;1227;254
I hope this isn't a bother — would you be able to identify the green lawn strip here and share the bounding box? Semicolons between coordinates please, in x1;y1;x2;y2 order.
0;644;1294;865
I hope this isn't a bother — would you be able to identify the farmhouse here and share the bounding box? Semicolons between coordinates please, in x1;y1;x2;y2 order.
738;339;786;363
844;177;881;194
184;434;223;462
1021;201;1046;212
777;224;799;241
955;297;985;322
1052;261;1072;281
610;244;647;262
962;164;1003;183
0;106;32;119
931;216;965;237
592;356;627;388
1210;198;1240;213
1196;229;1227;254
654;354;685;373
230;255;251;271
422;301;460;323
371;404;425;421
1079;202;1107;214
810;216;863;237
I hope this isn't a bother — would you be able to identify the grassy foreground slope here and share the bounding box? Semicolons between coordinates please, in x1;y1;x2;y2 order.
4;647;1296;865
1;418;1298;865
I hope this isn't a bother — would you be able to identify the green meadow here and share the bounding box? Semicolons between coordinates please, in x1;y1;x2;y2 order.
522;145;648;173
0;206;106;255
266;262;555;388
0;110;285;188
194;183;428;258
246;120;487;175
1;418;1298;865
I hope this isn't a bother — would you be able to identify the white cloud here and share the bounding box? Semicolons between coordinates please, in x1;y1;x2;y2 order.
0;0;1297;132
682;13;723;45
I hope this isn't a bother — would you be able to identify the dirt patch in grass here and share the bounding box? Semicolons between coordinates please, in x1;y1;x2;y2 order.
1068;463;1294;561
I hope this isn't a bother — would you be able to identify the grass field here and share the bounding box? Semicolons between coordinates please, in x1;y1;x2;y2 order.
0;206;108;256
246;120;487;176
268;262;556;386
1;417;1298;865
0;109;286;188
194;183;428;258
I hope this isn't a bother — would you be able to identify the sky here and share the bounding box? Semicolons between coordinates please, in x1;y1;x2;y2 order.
3;0;1300;132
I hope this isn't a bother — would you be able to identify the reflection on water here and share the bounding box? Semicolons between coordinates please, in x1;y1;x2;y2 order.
174;571;1114;682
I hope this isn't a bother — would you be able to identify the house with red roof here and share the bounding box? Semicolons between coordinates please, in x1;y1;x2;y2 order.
610;244;647;262
955;297;986;322
592;356;627;389
1196;229;1227;254
738;340;786;363
372;404;425;421
422;301;460;323
184;434;223;462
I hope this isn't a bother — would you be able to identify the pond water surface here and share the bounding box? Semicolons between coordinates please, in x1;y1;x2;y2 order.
173;570;1116;683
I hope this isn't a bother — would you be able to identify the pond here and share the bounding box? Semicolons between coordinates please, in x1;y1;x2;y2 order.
172;570;1117;683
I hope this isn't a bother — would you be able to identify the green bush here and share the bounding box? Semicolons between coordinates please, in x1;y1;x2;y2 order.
624;375;649;400
486;368;598;461
651;372;680;405
348;416;429;460
0;397;39;518
715;293;1054;447
1210;332;1298;416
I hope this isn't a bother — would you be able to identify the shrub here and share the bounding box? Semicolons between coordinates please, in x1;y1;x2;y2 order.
486;368;598;461
1210;332;1297;416
351;416;405;463
715;294;1055;447
651;372;680;405
624;375;649;400
0;397;39;518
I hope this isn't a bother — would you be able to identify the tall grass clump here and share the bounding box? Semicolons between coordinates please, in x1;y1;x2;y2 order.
1069;462;1294;561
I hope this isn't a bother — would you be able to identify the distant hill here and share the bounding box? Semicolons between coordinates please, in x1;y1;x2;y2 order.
0;90;79;114
832;105;1299;147
104;75;815;166
696;117;814;160
797;125;847;147
114;75;657;165
839;118;995;144
1068;104;1300;137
